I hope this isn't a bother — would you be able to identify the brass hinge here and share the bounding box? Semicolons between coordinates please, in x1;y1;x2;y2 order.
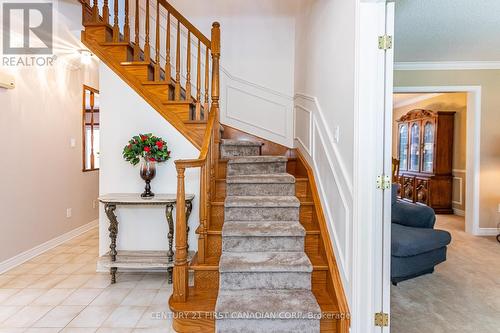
378;35;393;50
374;312;389;327
376;175;391;190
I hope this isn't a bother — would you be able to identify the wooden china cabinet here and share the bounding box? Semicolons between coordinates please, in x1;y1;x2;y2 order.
396;109;455;214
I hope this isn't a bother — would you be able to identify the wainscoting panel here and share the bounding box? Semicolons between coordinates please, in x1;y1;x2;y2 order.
220;71;294;147
294;93;353;289
452;169;466;213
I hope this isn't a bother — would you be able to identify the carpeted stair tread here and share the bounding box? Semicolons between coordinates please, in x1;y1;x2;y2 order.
222;221;305;237
226;173;295;184
219;252;312;273
216;289;321;316
227;155;288;164
225;196;300;208
221;139;263;147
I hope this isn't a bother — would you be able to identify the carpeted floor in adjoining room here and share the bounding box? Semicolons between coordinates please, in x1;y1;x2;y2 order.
391;214;500;333
0;228;176;333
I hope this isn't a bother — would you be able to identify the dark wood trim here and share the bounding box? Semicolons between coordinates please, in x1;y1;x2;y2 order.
83;85;100;172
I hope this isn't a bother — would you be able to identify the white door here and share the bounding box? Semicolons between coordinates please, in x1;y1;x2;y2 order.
353;1;394;332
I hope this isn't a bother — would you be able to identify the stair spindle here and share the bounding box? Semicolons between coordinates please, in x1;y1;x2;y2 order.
102;0;109;24
144;0;150;61
133;0;140;61
175;20;181;100
112;0;119;42
154;2;160;81
195;40;201;120
165;13;171;86
204;47;209;115
123;0;130;42
185;32;192;101
92;0;99;22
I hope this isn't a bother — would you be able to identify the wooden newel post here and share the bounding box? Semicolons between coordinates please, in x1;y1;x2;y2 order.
173;165;188;302
210;22;220;109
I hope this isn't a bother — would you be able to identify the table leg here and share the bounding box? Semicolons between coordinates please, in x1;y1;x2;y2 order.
110;267;117;284
105;203;118;283
185;200;192;252
168;267;173;284
166;204;174;263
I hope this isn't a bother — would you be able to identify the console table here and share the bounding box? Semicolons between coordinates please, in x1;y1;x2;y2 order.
98;193;195;284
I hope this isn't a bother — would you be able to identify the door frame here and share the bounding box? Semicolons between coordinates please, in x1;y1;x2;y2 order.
393;85;482;235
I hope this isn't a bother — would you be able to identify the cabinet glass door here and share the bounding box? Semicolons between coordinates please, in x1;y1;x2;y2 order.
398;124;408;170
409;122;420;171
422;121;435;172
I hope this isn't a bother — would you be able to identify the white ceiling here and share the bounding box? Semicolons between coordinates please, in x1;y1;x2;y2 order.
393;93;442;109
395;0;500;62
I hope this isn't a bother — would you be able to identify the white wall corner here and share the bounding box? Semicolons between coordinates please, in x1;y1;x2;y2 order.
0;220;98;274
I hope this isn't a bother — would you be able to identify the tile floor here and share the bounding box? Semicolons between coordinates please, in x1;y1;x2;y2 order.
391;215;500;333
0;228;176;333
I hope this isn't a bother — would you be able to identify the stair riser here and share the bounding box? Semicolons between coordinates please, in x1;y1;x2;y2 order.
227;162;286;176
122;65;152;81
226;183;295;196
222;236;304;252
216;319;320;333
220;272;311;290
221;145;261;158
224;207;299;221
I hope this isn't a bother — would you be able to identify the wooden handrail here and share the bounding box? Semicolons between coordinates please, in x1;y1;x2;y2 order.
173;21;220;303
157;0;211;48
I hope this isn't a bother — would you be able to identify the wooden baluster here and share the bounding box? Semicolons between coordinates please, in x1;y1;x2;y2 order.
144;0;150;61
102;0;109;24
185;32;191;101
211;22;221;109
197;163;206;263
173;166;188;302
154;2;160;81
133;0;140;61
123;0;130;42
165;13;171;85
112;0;119;42
195;40;201;120
203;47;209;117
92;0;99;22
174;20;181;100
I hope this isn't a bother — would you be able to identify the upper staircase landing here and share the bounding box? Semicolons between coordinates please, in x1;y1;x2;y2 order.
80;0;220;149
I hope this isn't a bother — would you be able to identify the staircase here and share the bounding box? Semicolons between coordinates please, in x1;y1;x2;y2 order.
216;143;321;332
78;1;349;332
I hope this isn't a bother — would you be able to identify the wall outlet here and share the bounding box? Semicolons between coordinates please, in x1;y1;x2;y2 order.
70;138;76;148
66;208;72;218
92;200;97;209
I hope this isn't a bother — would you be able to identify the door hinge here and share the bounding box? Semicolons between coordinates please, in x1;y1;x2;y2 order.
378;35;393;50
374;312;389;327
376;175;391;190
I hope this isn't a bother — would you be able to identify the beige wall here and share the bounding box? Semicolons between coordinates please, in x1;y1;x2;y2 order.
395;70;500;229
392;93;467;212
0;1;99;264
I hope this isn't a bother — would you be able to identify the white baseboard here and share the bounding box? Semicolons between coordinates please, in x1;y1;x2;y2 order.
453;208;465;217
0;219;98;274
474;228;499;237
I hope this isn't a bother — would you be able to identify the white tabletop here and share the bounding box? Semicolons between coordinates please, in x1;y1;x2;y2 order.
98;193;195;204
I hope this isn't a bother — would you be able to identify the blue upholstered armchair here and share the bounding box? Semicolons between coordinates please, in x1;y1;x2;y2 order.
391;185;451;285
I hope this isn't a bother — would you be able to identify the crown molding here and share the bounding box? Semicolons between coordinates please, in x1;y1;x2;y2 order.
394;61;500;71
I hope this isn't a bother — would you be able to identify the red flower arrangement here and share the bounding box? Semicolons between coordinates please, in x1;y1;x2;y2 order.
122;133;171;165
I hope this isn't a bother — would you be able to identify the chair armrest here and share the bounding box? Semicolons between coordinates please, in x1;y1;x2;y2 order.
392;201;436;229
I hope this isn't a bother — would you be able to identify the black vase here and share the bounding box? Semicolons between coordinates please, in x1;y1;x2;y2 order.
140;159;156;197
